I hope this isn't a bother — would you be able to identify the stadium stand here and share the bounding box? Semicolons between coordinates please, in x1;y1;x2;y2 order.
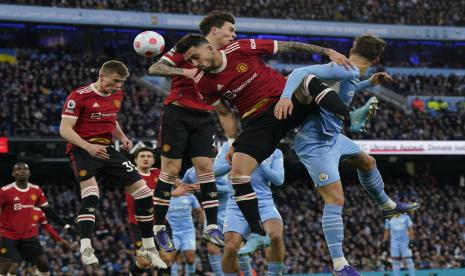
3;0;465;26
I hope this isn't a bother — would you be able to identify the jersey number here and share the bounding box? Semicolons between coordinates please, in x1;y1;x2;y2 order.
122;161;137;172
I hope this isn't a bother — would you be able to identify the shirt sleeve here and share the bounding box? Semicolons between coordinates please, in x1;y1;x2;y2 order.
240;39;278;56
406;215;413;227
0;189;5;207
281;63;355;99
62;91;83;119
37;188;49;208
160;48;185;66
191;195;201;209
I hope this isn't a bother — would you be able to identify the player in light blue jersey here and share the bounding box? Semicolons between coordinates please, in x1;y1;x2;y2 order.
166;186;204;276
274;34;420;276
384;214;416;276
217;143;285;276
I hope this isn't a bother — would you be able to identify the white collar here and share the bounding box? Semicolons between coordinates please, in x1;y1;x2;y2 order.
91;83;111;97
13;182;30;192
210;51;227;74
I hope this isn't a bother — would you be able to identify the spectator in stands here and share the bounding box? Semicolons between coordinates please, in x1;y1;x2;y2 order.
426;97;440;116
411;98;425;113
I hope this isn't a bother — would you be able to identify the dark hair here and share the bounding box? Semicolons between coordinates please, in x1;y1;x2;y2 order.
133;147;154;159
13;162;28;170
100;60;129;77
352;34;386;61
199;10;235;35
175;33;209;54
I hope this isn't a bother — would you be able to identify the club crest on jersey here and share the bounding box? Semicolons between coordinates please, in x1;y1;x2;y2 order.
162;144;171;152
319;172;329;182
236;63;248;73
0;248;7;254
33;215;39;221
113;99;121;108
30;194;37;201
79;170;87;177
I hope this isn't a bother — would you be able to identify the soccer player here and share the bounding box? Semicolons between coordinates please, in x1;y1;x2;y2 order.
59;60;165;268
125;147;174;275
384;214;416;276
147;10;239;251
175;34;363;254
214;143;285;276
275;34;420;275
166;181;204;276
0;162;74;276
6;207;73;276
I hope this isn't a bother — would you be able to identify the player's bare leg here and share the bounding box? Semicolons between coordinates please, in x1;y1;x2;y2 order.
126;179;166;268
32;255;50;275
222;232;243;274
192;156;223;246
263;219;285;275
153;156;181;252
78;177;100;266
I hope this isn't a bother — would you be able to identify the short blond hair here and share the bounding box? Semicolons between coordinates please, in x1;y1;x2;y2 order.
100;60;129;77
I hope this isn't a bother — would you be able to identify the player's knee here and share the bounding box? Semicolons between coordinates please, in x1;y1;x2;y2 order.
192;158;213;175
207;243;221;255
268;231;284;245
162;159;182;175
223;241;241;255
363;155;377;171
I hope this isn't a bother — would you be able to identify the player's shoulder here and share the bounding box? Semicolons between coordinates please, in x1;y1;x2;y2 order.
161;47;184;65
327;62;358;78
72;84;93;96
29;183;43;192
1;183;15;191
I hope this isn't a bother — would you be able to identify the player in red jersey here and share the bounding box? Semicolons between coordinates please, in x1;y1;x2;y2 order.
6;207;73;275
175;34;356;256
59;61;166;268
147;11;240;251
0;163;74;276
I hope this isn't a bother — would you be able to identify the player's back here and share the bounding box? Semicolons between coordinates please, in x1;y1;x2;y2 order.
0;183;48;240
385;214;412;242
195;39;286;117
160;48;213;111
167;194;199;232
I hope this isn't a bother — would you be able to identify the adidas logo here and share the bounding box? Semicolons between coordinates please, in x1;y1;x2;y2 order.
92;102;100;108
217;84;224;91
14;196;19;201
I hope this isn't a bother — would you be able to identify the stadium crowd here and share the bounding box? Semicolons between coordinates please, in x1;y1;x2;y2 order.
8;172;464;274
385;74;465;97
3;0;465;26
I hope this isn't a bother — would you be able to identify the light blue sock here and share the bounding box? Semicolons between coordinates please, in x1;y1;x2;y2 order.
171;262;179;276
357;167;390;206
185;262;196;276
239;255;253;276
268;262;284;276
392;260;401;276
322;204;344;259
406;258;415;276
208;253;224;276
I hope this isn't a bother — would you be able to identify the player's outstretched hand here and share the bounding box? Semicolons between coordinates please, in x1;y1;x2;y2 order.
225;145;235;164
59;239;74;249
85;144;110;160
369;72;393;85
120;137;133;151
327;49;353;70
274;98;293;120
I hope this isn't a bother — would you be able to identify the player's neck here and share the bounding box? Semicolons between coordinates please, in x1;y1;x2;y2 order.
137;167;150;175
15;180;28;188
348;55;370;75
93;81;110;95
205;35;221;50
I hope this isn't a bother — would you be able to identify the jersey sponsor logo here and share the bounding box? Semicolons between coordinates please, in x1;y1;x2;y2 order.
217;84;224;91
162;144;171;152
348;90;355;97
14;203;21;210
79;170;87;177
92;102;100;108
90;112;117;120
319;172;329;182
113;99;121;108
236;63;248;73
223;72;258;99
250;39;256;49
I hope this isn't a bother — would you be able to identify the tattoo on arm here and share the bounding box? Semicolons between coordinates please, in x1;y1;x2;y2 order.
277;41;329;55
148;59;184;76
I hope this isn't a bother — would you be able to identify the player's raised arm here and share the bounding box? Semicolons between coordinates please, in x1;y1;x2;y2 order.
276;41;353;69
148;58;197;79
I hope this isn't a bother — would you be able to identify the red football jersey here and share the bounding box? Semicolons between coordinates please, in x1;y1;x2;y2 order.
194;39;286;118
125;168;160;224
0;183;49;240
61;83;123;153
160;48;214;111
